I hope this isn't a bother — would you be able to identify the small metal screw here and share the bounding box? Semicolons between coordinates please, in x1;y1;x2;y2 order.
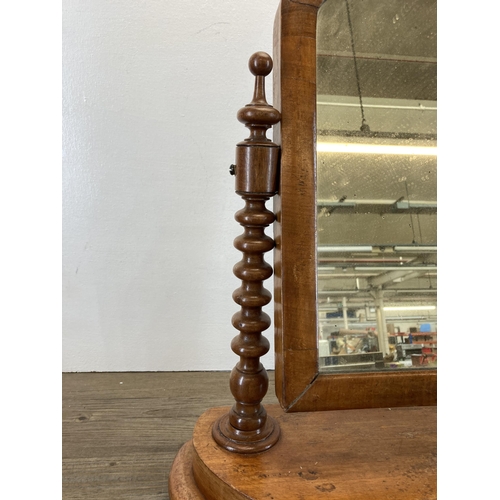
229;164;236;176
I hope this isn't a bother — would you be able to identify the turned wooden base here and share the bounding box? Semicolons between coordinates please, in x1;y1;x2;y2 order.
169;404;437;500
212;412;280;454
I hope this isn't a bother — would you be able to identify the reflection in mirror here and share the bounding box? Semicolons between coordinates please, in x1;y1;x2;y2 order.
316;0;437;373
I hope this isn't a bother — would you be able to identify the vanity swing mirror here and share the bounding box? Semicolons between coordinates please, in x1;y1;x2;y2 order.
273;0;437;411
169;0;437;497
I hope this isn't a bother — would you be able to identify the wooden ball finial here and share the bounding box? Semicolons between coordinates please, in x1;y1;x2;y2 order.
237;52;280;144
248;51;273;77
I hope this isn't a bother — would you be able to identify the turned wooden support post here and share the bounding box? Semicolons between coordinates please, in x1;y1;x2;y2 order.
212;52;281;454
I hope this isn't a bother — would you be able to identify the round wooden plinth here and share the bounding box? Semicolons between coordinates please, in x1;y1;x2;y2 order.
169;404;437;500
168;441;205;500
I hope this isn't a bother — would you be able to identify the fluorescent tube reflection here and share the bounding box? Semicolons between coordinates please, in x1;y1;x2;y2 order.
317;142;437;156
383;305;436;311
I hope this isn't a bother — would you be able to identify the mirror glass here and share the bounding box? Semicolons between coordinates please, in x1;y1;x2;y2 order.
316;0;437;372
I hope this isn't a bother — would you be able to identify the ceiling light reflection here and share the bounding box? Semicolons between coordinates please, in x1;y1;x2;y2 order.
317;142;437;156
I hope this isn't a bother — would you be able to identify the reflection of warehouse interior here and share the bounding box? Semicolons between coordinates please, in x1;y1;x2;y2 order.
316;146;437;373
317;250;437;372
316;0;436;373
316;99;437;372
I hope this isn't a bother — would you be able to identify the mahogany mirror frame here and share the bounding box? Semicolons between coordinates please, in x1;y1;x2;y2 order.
272;0;437;412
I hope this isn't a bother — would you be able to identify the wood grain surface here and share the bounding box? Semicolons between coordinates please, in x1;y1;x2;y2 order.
192;404;437;500
168;441;206;500
62;371;278;500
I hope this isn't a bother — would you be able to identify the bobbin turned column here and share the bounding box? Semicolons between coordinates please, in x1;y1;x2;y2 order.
212;52;281;454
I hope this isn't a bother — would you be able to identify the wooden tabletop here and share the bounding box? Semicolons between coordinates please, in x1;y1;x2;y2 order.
191;404;437;500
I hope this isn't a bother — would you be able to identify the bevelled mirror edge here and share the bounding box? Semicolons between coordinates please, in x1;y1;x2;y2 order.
272;0;437;412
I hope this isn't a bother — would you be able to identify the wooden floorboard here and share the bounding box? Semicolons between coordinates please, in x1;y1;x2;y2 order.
62;371;278;500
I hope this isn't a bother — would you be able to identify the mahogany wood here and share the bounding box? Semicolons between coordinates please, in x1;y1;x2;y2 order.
212;52;281;453
190;404;437;500
272;0;437;412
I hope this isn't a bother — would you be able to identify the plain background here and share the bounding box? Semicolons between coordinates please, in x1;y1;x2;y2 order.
62;0;278;372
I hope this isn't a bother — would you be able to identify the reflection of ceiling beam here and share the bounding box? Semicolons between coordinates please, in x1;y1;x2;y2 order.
319;258;413;263
316;51;437;65
370;271;434;286
391;271;425;283
319;299;437;310
318;130;437;140
317;245;437;257
394;246;436;253
318;245;373;253
318;288;437;300
318;272;436;279
368;269;427;287
357;266;436;272
319;273;380;278
317;199;437;215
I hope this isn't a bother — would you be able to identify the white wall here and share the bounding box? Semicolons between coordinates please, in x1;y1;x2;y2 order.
62;0;279;372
